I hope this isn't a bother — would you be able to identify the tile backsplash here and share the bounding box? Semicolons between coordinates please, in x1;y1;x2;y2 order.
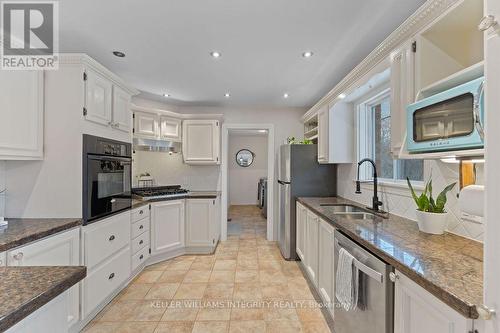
337;160;484;242
132;151;220;191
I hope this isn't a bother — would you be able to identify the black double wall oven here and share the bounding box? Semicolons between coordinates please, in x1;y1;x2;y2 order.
83;135;132;225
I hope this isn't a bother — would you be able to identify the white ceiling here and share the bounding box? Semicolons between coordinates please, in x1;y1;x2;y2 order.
58;0;425;108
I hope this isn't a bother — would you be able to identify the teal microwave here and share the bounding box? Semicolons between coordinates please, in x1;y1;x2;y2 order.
406;77;485;153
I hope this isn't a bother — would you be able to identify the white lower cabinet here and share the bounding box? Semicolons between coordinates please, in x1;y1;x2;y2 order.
82;246;131;318
296;202;307;261
186;198;218;248
318;218;335;317
394;270;476;333
82;210;131;320
305;209;319;287
6;228;80;328
151;199;185;255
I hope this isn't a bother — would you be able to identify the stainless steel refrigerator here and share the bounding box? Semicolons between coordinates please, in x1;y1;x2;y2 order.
278;144;337;260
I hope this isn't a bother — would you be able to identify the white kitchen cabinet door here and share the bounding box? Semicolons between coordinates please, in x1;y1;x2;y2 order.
0;70;43;160
160;116;182;141
84;69;113;127
134;111;159;139
394;270;473;333
112;86;131;133
182;120;220;165
151;200;185;254
186;198;216;247
390;40;415;156
317;106;329;163
305;209;319;287
6;228;80;328
318;218;335;316
295;202;306;261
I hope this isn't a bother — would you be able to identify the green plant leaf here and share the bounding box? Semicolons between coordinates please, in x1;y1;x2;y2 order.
435;182;456;213
407;177;421;208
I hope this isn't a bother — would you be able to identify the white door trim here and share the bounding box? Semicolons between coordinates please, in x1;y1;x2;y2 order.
221;123;275;241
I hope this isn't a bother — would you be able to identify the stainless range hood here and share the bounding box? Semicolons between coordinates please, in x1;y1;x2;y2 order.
133;138;182;153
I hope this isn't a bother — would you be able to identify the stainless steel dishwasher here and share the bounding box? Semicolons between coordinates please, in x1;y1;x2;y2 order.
334;230;394;333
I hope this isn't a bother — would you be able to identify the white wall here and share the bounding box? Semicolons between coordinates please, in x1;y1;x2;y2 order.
337;161;485;242
133;151;219;190
228;134;268;205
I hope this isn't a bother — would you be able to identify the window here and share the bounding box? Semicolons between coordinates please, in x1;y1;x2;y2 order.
358;89;423;182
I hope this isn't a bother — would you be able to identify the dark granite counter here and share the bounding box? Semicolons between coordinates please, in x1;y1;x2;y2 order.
132;191;221;206
187;191;221;199
0;218;82;252
0;266;86;332
298;197;483;319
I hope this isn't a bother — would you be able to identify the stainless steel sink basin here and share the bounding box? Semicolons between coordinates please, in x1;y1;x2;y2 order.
333;212;377;220
319;204;367;213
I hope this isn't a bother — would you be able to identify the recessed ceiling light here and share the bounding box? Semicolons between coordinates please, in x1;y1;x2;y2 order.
302;51;314;58
338;93;347;99
224;92;230;98
163;93;170;97
283;93;289;99
112;51;126;58
210;51;222;58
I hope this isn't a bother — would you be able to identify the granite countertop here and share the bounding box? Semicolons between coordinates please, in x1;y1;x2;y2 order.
0;218;82;252
187;190;221;198
132;191;221;207
0;266;86;331
298;197;483;319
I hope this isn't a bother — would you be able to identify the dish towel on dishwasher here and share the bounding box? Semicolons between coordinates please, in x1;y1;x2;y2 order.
335;247;359;311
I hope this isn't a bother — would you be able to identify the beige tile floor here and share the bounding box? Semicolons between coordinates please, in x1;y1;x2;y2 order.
83;205;332;333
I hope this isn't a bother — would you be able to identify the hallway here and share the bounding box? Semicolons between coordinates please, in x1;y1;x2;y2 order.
84;205;331;333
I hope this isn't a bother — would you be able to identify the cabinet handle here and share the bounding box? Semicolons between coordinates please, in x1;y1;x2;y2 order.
139;240;144;245
13;252;24;261
139;225;144;230
139;210;143;215
109;235;115;241
139;254;144;260
478;15;498;31
108;273;115;280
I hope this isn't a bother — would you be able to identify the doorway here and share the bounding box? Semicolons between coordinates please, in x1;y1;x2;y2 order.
221;124;275;241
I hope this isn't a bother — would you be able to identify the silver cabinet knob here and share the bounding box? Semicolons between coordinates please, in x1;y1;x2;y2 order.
479;15;498;31
13;252;24;261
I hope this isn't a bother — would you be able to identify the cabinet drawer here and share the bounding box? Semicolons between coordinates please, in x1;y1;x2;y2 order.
83;246;130;318
131;205;149;223
132;246;149;272
84;212;130;269
132;218;150;239
132;232;149;254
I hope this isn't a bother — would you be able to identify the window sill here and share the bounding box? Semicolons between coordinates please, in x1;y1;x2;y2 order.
353;179;424;196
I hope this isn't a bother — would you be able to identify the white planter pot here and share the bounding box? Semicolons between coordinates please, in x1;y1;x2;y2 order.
415;210;448;235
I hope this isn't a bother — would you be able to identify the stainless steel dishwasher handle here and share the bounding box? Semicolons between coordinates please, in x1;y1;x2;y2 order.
335;239;384;283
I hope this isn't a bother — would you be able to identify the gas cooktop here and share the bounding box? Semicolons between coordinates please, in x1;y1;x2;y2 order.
132;185;189;200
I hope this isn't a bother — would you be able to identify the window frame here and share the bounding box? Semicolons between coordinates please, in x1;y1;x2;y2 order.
356;87;424;185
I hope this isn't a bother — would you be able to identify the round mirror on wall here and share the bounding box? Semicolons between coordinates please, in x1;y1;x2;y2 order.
236;149;255;167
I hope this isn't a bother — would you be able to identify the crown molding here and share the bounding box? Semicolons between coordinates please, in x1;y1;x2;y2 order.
131;104;224;121
58;53;140;96
301;0;460;122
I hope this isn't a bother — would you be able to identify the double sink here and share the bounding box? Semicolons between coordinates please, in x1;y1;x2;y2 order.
319;204;380;220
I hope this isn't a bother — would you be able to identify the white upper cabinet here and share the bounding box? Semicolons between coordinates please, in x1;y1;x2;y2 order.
0;70;44;160
134;111;159;139
160;116;182;141
84;69;113;126
390;40;416;156
317;102;354;164
112;86;132;133
151;199;185;254
84;68;134;134
182;120;220;165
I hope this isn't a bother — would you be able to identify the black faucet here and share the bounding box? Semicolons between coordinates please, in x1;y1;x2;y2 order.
356;158;383;212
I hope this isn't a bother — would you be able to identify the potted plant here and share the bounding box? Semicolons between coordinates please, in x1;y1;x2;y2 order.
407;177;456;235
